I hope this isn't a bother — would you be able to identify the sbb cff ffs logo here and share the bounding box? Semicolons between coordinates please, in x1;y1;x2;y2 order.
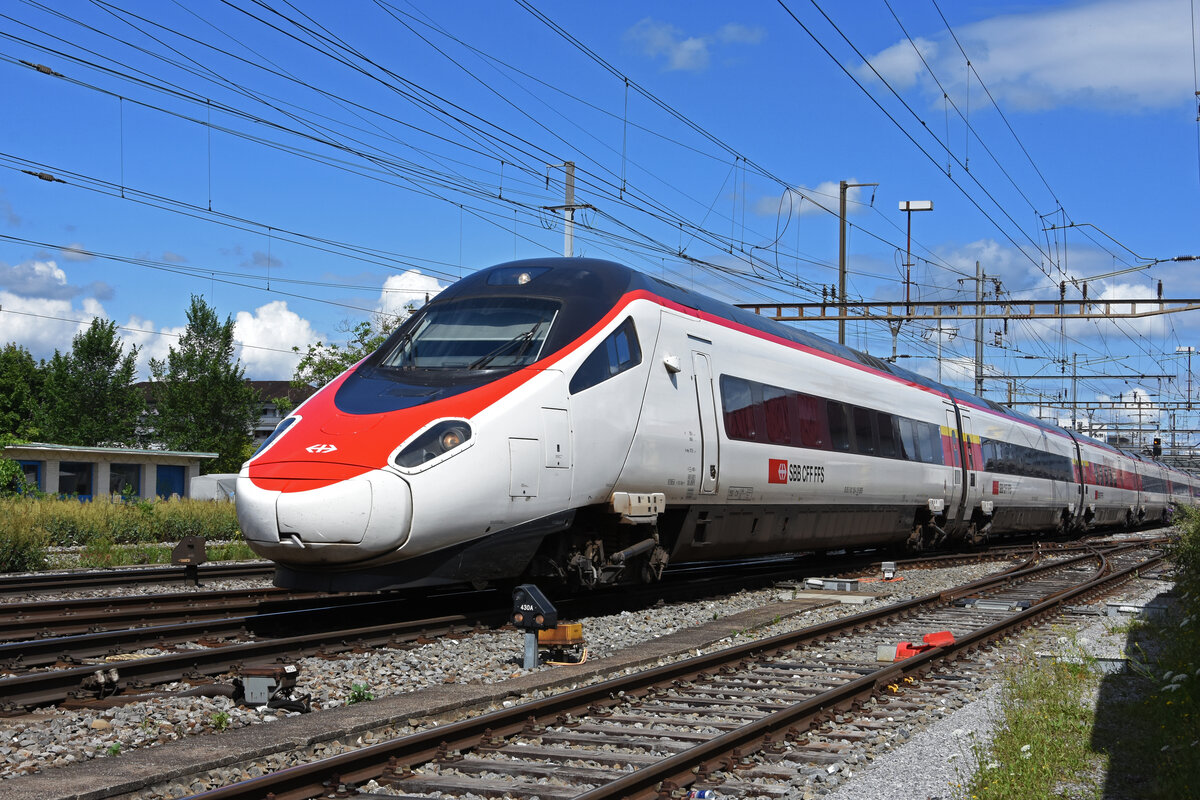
768;459;825;484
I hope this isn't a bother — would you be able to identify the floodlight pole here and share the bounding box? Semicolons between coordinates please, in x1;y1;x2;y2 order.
838;180;879;345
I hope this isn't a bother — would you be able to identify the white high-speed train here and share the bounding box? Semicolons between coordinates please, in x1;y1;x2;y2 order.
236;258;1196;592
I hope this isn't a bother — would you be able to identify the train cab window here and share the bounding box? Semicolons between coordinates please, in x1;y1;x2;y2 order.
853;407;876;455
569;317;642;394
382;297;559;370
828;402;852;452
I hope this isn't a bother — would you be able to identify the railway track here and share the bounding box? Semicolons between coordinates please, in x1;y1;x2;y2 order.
1;534;1166;715
0;561;274;595
176;540;1161;800
0;586;339;641
0;544;1046;710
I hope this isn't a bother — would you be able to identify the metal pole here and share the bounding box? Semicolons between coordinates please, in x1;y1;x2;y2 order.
1071;353;1078;431
563;161;575;258
905;210;912;312
838;180;847;346
974;260;984;396
936;328;943;383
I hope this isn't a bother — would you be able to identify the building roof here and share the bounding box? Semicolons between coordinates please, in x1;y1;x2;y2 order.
5;442;218;459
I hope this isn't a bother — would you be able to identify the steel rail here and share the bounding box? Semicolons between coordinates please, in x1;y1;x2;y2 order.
184;542;1161;800
0;593;423;669
0;610;496;711
584;548;1154;799
0;562;274;594
185;548;1101;800
0;587;334;641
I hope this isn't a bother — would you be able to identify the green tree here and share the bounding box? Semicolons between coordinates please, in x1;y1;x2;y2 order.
0;343;44;440
291;313;403;390
149;296;260;474
36;320;143;447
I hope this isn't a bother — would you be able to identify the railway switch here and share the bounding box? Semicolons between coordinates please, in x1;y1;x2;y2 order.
511;584;556;669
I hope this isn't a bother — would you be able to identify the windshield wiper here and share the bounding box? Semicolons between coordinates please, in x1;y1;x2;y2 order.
468;322;543;370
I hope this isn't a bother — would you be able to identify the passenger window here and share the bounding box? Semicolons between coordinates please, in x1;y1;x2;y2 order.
763;385;792;445
898;418;918;461
828;402;851;451
920;423;942;465
569;318;642;394
720;376;758;441
877;412;897;458
853;407;876;455
796;393;829;449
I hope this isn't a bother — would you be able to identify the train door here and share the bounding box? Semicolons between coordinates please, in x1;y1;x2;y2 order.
958;406;983;516
692;351;720;494
942;402;965;526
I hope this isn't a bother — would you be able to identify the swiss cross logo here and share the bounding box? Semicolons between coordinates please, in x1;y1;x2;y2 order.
768;458;788;484
305;444;338;454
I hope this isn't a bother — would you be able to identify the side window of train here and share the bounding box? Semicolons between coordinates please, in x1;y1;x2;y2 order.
569;317;642;394
853;407;876;456
919;422;943;465
897;417;919;461
876;412;898;458
762;385;793;445
720;376;758;440
796;393;829;449
827;402;852;451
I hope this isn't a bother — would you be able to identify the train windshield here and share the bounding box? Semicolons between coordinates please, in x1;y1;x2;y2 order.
380;297;560;370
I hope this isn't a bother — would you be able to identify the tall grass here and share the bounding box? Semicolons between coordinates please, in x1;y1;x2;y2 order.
0;499;50;572
0;495;245;572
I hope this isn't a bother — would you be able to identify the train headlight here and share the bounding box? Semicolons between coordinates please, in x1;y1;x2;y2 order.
394;420;473;469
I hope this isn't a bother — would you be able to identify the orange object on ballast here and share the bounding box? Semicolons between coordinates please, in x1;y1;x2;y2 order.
537;622;584;647
894;630;955;661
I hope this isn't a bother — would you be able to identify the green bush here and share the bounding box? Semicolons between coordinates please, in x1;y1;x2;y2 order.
0;495;246;572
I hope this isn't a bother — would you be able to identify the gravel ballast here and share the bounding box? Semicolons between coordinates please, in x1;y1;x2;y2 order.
0;554;1169;800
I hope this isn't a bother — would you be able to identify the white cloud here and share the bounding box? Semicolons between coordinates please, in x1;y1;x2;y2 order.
0;291;96;357
625;18;764;72
376;270;444;320
858;0;1193;111
233;300;319;380
752;180;869;218
718;23;765;45
0;258;75;299
1097;387;1161;425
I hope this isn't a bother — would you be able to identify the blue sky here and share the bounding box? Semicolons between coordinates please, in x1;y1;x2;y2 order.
1;0;1198;438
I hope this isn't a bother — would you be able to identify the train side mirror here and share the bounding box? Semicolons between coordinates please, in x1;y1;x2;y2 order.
511;584;557;631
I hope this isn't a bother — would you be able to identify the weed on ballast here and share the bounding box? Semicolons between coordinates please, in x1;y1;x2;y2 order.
347;683;374;704
962;650;1103;800
963;509;1200;800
